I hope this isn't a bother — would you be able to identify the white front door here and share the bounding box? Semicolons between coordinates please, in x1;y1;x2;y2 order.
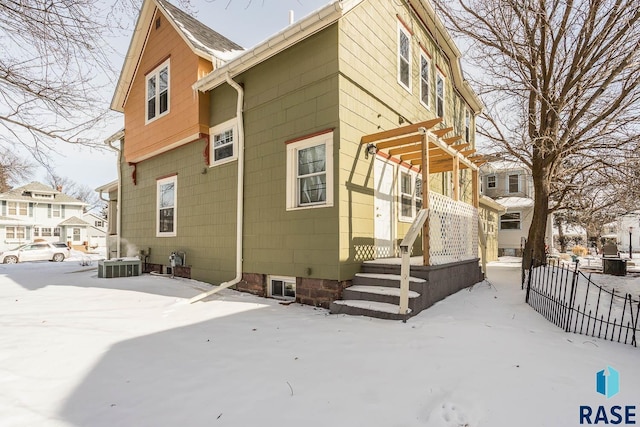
374;157;395;258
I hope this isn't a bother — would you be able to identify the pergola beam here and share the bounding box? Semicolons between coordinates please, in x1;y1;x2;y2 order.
361;118;442;143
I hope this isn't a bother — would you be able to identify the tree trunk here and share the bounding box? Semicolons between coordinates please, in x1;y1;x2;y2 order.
523;166;551;270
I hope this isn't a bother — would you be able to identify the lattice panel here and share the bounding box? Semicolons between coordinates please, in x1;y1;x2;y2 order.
428;192;478;265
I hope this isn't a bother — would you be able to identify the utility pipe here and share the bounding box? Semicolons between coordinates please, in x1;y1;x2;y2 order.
105;130;124;259
189;73;245;303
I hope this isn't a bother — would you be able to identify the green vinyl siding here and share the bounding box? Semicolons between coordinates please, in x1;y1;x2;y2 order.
211;26;341;281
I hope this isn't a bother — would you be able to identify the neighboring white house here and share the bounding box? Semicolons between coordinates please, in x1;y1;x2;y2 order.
82;212;108;250
0;182;88;251
480;160;553;256
616;210;640;253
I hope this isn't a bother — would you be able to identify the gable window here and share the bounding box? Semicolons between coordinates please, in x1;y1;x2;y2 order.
436;71;445;118
500;212;521;230
465;109;471;143
146;60;170;123
157;175;177;237
269;276;296;300
8;202;27;216
209;118;238;166
420;53;430;108
508;174;520;193
397;23;411;91
286;131;334;210
95;220;103;227
487;175;496;189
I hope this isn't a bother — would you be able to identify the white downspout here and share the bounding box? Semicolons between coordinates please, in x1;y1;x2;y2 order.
105;133;123;259
189;73;244;304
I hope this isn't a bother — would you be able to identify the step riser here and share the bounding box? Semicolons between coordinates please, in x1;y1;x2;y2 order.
352;276;423;292
343;289;419;311
329;302;412;321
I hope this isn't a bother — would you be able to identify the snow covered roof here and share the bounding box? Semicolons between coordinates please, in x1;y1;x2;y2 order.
57;216;91;227
0;182;86;206
493;196;534;209
481;160;529;174
155;0;243;61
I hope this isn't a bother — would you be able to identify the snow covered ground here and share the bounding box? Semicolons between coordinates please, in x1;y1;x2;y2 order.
0;257;638;427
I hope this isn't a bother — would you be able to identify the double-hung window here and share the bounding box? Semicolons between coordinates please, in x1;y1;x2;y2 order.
400;172;413;220
6;226;25;240
157;175;177;237
397;23;411;91
209;118;238;166
420;52;430;108
399;171;422;222
286;131;334;210
8;202;27;216
146;60;170;123
508;174;520;193
500;212;521;230
487;175;496;189
436;71;445;118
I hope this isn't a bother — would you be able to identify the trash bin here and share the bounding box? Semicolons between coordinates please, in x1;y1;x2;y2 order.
602;258;627;276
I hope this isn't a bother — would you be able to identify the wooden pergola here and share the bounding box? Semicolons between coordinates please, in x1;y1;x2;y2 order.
361;117;486;266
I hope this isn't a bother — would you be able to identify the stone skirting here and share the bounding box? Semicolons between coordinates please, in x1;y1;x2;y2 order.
238;273;350;309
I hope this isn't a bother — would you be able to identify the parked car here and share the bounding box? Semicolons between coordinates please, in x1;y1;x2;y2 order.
0;242;71;264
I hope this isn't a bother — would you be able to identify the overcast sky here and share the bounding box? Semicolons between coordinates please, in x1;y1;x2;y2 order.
39;0;332;192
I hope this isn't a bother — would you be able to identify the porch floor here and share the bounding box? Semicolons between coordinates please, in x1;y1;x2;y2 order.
363;256;426;266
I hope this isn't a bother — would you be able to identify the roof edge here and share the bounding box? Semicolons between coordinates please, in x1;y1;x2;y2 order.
194;0;362;93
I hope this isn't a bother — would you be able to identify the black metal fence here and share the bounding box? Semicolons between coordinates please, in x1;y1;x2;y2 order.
524;261;639;347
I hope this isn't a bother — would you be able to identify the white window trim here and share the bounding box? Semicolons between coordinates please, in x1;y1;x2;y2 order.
487;174;497;188
419;52;430;109
209;118;238;167
268;275;296;300
156;175;177;237
500;211;522;230
286;131;334;211
398;168;422;223
507;174;520;193
397;22;412;93
145;59;170;125
436;70;445;118
465;109;471;143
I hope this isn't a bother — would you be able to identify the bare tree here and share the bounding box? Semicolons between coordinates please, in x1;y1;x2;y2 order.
47;173;104;213
0;0;194;178
0;150;34;192
434;0;640;266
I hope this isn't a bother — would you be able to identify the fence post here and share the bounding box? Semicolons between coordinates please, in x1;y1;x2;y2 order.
564;261;579;332
525;251;534;303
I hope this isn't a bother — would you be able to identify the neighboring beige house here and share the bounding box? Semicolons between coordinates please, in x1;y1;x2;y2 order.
480;160;553;256
479;195;504;262
95;180;119;258
106;0;485;315
0;182;88;251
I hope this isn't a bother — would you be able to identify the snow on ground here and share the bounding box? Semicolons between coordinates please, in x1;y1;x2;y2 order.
0;258;638;427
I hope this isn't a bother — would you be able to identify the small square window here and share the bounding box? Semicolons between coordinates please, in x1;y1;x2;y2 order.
209;118;238;166
269;276;296;300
